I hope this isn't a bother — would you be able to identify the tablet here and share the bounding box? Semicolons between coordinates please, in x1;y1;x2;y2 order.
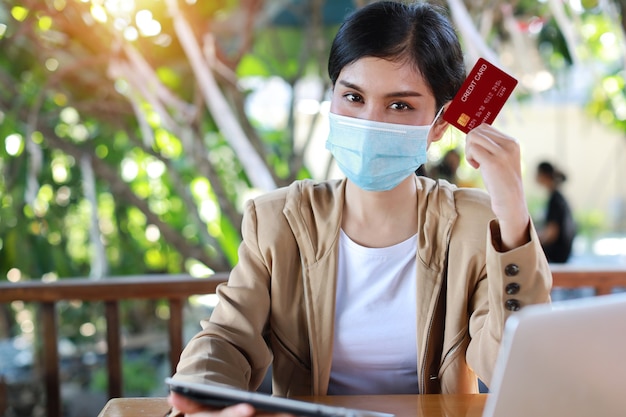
165;377;395;417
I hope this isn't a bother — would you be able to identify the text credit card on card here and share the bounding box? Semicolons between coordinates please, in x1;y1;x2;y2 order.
443;58;518;133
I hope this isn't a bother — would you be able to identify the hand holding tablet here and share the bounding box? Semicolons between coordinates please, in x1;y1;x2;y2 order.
165;378;394;417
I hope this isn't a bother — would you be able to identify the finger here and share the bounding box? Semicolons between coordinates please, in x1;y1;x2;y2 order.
168;392;207;414
179;404;256;417
464;148;480;169
465;131;497;168
466;126;520;170
466;128;507;158
472;123;519;145
464;140;492;169
169;400;257;417
467;124;520;158
216;403;256;417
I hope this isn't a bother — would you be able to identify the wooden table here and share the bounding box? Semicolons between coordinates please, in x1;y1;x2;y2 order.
97;394;488;417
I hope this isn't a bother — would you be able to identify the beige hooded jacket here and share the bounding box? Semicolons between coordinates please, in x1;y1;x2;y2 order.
173;176;551;402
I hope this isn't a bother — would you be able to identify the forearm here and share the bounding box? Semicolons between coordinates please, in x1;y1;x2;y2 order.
468;220;552;385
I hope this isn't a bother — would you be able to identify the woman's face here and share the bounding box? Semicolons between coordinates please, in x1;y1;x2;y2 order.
330;56;445;145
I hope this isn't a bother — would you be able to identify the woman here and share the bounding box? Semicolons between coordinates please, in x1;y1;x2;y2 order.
169;2;552;415
536;161;576;263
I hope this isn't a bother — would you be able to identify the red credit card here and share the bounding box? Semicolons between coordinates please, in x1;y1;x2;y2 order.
443;58;518;133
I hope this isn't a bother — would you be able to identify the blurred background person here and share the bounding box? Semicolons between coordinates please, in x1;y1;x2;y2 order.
536;161;577;263
423;149;461;184
425;148;478;188
433;149;461;184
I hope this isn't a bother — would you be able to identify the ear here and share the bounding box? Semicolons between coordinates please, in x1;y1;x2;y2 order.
428;102;451;144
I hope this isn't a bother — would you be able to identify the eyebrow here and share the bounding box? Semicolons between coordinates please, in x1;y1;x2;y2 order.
337;80;424;99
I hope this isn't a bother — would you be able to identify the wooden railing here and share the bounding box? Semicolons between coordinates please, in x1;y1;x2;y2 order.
550;264;626;296
1;266;626;417
0;273;228;417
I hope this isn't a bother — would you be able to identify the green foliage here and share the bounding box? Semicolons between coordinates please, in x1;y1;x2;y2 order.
91;352;159;396
580;12;626;133
538;18;574;68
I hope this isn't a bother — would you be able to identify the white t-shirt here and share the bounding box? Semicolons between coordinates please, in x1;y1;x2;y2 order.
327;229;419;395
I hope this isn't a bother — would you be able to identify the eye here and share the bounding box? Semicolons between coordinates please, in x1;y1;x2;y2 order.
389;101;413;111
343;93;363;103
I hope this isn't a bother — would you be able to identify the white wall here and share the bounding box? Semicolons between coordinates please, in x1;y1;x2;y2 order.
498;101;626;232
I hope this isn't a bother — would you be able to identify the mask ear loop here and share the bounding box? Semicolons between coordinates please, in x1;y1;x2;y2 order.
434;106;453;146
430;106;445;126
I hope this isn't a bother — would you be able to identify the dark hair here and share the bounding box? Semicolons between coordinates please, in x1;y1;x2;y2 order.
537;161;567;184
328;1;466;110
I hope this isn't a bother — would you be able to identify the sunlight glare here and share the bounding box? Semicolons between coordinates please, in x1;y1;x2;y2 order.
56;186;72;206
199;200;219;223
42;272;59;282
186;259;215;278
146;159;166;178
104;0;136;16
145;224;161;242
136;10;162;37
53;0;67;12
45;58;60;72
114;78;130;95
191;177;211;197
124;26;139;41
602;76;620;95
113;17;129;31
20;320;34;334
80;322;97;337
599;32;616;48
10;6;28;22
70;124;90;142
52;164;69;184
297;99;321;115
121;158;139;181
194;294;219;308
614;103;626;121
153;33;172;47
568;0;583;13
38;15;53;31
7;268;22;283
594;237;626;256
60;107;80;125
90;4;108;23
5;133;23;156
156;305;170;320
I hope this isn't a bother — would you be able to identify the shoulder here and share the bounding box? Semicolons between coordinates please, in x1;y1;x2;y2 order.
240;179;344;261
417;176;492;216
241;179;345;236
453;186;493;215
246;179;344;213
449;184;495;235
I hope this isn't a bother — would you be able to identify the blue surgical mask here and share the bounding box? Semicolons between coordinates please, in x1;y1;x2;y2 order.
325;109;442;191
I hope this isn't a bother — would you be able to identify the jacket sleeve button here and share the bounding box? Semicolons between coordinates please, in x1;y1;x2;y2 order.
505;282;521;295
504;263;520;276
505;299;521;311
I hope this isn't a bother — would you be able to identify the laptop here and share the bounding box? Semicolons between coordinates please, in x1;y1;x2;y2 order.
482;292;626;417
